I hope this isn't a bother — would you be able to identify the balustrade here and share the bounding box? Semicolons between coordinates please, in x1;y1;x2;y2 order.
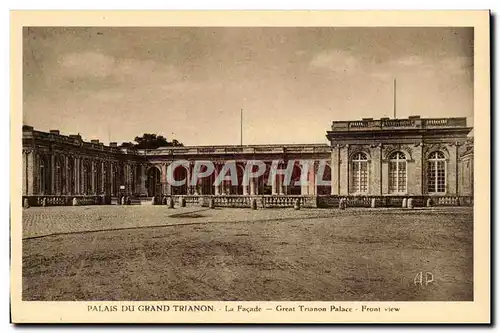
25;195;103;207
23;194;472;208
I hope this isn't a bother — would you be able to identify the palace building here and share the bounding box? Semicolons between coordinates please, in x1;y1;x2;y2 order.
22;116;473;207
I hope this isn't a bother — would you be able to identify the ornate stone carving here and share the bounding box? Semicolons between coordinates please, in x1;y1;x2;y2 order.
348;144;372;160
422;144;450;158
382;144;414;160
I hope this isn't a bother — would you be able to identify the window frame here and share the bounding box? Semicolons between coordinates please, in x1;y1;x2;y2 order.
388;151;408;195
427;151;447;195
350;152;369;194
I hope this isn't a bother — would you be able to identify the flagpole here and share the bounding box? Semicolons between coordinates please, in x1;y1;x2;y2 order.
240;108;243;146
393;77;397;119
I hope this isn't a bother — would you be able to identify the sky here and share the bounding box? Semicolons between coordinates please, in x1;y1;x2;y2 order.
23;27;474;146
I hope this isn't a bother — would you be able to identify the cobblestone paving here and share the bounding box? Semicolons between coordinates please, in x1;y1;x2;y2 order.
22;205;470;239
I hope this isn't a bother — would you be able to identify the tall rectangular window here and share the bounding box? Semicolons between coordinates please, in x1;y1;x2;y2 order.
427;151;446;193
351;152;368;193
388;152;407;193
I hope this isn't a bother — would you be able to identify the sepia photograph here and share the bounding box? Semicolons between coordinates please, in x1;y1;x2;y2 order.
11;10;490;324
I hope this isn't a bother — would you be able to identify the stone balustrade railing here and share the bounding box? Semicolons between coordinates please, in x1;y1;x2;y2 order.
317;195;473;208
333;117;468;132
260;195;315;208
23;194;472;208
151;195;317;208
140;144;330;156
23;195;108;207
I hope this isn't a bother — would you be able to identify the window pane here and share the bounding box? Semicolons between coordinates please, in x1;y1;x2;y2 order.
389;161;398;193
351;159;368;193
437;160;446;192
398;161;406;192
360;162;367;192
427;155;446;193
351;161;359;192
427;161;436;192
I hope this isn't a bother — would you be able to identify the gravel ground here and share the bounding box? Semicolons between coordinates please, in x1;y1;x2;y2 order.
22;205;467;239
22;206;473;301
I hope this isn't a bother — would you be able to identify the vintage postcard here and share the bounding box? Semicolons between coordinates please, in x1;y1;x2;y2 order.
10;10;490;323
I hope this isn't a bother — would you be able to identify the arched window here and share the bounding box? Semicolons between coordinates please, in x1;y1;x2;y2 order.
427;151;446;193
351;152;368;193
389;152;406;193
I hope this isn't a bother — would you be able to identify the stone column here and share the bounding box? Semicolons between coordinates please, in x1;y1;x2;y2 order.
50;154;55;195
278;172;284;195
250;177;256;195
127;164;132;194
381;157;389;195
241;163;248;195
307;162;316;195
161;163;167;195
271;174;277;195
331;148;340;195
22;152;27;195
186;163;192;194
448;143;458;195
214;165;220;195
370;145;382;195
339;145;349;195
63;155;68;195
75;157;80;194
107;160;112;196
299;160;310;195
91;161;96;194
129;164;134;194
137;163;144;195
25;151;34;195
411;144;423;195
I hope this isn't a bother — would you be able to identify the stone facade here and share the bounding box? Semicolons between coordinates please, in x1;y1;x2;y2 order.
326;116;473;197
22;116;474;203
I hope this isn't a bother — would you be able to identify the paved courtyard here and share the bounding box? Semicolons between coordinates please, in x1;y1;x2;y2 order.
22;205;473;301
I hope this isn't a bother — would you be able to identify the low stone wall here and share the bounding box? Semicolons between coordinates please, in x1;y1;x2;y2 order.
151;195;317;209
23;194;473;208
316;195;473;208
22;195;111;207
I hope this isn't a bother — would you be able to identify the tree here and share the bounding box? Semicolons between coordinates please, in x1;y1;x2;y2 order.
133;133;183;149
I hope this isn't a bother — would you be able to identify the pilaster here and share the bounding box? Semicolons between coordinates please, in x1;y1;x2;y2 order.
339;145;349;195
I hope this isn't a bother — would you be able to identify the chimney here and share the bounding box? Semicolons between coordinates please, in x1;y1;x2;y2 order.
90;139;100;144
109;142;117;147
49;130;60;135
381;117;390;121
362;118;373;121
22;125;34;132
408;115;421;120
69;134;82;140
